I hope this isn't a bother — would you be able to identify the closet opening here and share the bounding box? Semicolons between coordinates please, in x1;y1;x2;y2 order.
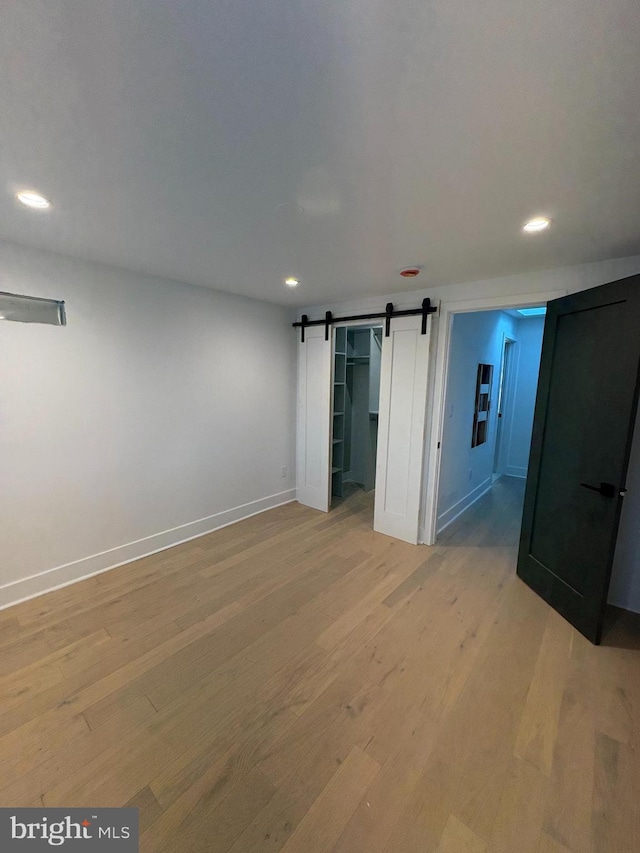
331;325;383;509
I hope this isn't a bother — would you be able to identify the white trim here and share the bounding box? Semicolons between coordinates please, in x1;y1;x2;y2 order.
436;477;493;534
493;335;517;478
504;466;528;479
421;289;567;545
0;489;296;612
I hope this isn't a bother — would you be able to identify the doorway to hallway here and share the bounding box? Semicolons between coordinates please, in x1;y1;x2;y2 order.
435;306;545;537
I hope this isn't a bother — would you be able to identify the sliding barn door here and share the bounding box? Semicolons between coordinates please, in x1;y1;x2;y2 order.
296;324;332;512
374;315;432;543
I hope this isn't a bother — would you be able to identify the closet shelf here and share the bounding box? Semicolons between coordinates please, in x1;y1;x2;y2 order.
332;466;342;474
333;411;344;416
332;438;343;444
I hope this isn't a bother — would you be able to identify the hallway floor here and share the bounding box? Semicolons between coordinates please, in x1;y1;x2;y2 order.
1;478;638;851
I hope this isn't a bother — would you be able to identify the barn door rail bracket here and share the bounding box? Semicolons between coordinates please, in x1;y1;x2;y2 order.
293;298;437;342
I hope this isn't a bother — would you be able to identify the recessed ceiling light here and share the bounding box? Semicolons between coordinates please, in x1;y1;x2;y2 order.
285;277;299;288
523;217;550;233
16;190;52;210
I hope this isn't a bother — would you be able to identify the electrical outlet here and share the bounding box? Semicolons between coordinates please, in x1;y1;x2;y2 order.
281;466;288;478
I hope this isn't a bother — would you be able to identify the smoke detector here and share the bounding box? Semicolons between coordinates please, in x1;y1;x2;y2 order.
400;267;420;278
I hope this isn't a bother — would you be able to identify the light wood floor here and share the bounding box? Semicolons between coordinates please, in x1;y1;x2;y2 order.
1;479;639;852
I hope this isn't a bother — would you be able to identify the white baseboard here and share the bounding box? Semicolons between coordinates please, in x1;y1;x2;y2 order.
0;489;296;612
436;477;493;534
504;466;528;479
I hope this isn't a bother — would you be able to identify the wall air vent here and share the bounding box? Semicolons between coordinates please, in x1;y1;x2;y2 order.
0;291;66;325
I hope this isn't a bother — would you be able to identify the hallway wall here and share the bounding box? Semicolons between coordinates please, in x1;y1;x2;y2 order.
436;310;517;531
498;316;545;477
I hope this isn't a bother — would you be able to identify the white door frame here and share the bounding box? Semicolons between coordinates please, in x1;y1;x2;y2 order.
421;289;567;545
493;335;517;478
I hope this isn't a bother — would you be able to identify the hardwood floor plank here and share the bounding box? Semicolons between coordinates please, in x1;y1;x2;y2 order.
538;833;575;853
0;621;180;739
0;712;90;791
582;638;639;746
435;813;487;853
378;770;451;853
231;683;388;852
332;700;440;853
139;717;289;851
315;568;411;650
514;609;574;776
255;675;370;789
83;692;157;732
0;694;164;807
148;706;296;813
442;582;549;840
151;768;276;853
283;605;394;719
591;731;633;853
487;757;548;853
278;746;379;853
381;552;443;608
124;785;163;834
543;635;596;853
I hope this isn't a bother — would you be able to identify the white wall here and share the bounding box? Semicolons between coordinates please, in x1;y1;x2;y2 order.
499;316;545;478
0;240;296;608
436;310;518;531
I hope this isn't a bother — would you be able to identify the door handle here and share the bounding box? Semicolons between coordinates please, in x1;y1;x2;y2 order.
580;481;616;498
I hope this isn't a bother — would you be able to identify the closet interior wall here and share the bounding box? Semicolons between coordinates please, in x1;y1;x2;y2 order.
331;326;382;503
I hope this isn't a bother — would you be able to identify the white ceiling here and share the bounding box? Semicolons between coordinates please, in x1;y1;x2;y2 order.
2;0;640;306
